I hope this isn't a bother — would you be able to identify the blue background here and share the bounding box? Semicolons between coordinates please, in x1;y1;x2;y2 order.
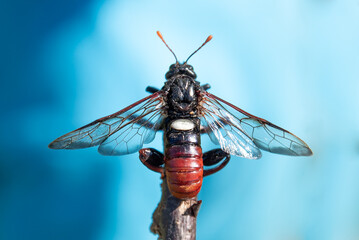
1;0;359;239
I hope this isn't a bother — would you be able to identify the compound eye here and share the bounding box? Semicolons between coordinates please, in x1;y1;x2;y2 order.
165;71;173;79
185;68;195;77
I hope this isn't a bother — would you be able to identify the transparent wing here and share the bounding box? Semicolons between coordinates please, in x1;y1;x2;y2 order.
49;91;165;156
200;96;262;159
200;92;312;157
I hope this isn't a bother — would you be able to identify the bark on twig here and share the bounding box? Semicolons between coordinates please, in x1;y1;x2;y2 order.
151;176;202;240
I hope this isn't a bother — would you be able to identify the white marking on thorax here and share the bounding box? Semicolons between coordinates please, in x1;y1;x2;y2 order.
170;119;195;131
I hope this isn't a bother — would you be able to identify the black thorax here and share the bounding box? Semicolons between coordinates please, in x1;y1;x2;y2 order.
162;63;201;148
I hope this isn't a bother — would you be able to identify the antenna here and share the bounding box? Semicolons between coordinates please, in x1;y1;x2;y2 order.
184;35;213;64
157;31;178;64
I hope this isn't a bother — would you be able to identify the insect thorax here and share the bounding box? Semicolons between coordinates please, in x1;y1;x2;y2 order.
164;75;200;117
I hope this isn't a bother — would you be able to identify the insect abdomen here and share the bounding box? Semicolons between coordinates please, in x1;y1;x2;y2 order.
165;145;203;199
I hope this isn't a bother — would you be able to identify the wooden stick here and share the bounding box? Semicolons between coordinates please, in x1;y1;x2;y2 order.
150;176;202;240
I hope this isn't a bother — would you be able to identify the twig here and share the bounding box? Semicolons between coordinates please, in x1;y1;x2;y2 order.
151;176;202;240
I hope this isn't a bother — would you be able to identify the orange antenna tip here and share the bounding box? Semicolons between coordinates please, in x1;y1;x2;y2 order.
156;31;163;39
206;35;213;43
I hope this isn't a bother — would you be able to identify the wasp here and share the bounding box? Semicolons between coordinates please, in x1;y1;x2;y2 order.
49;31;312;199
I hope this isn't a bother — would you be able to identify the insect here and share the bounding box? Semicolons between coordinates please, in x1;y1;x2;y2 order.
49;31;312;199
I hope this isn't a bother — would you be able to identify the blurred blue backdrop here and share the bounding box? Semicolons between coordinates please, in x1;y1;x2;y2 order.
1;0;359;239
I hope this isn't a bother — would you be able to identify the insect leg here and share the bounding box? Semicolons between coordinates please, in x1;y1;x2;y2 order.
139;148;164;174
200;125;211;134
146;86;160;94
201;83;211;91
203;149;230;177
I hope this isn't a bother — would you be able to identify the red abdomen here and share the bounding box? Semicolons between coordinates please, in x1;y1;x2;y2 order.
165;145;203;199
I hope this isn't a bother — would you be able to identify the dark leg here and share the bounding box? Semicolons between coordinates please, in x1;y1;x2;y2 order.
203;149;230;177
146;86;160;94
139;148;164;175
201;83;211;91
200;125;211;134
